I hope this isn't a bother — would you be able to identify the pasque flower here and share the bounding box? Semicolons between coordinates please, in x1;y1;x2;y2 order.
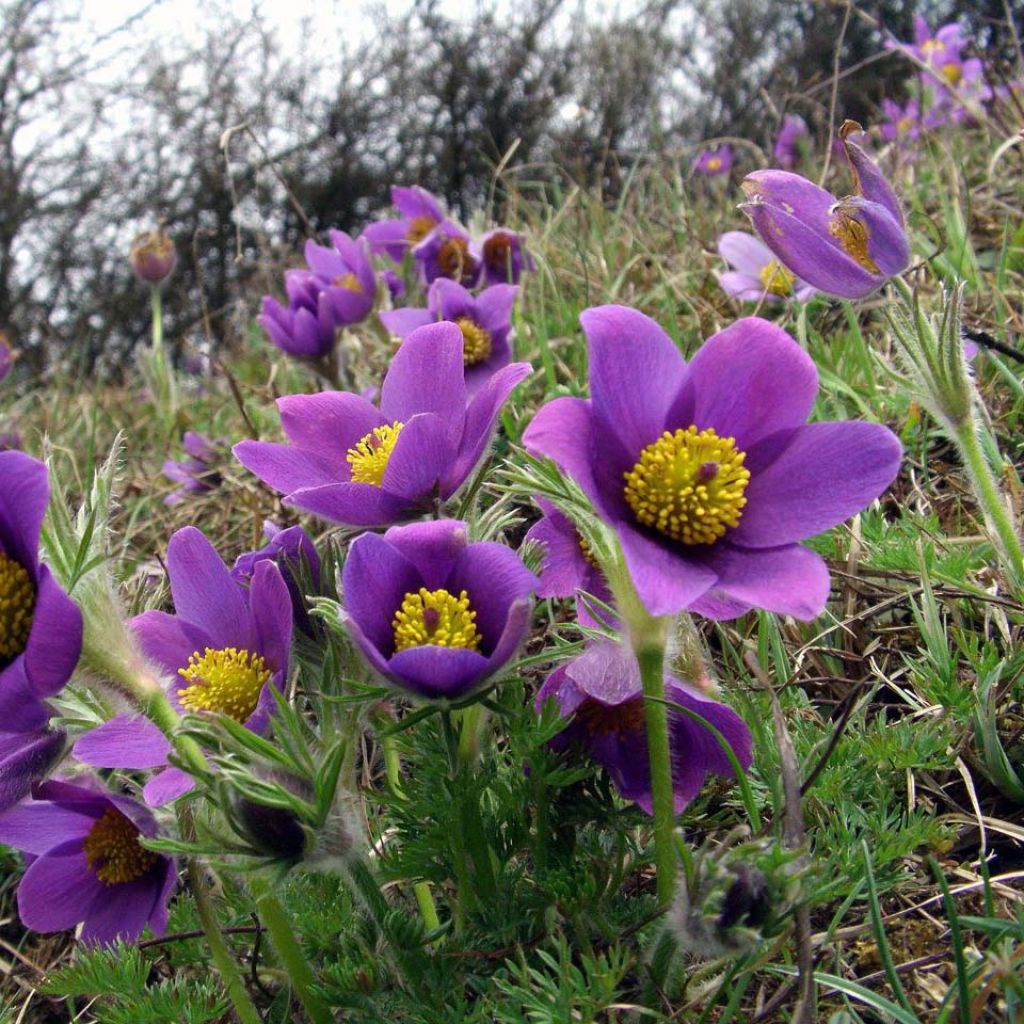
303;230;376;324
74;526;292;805
694;146;733;176
413;221;481;287
0;453;83;733
773;114;809;169
379;279;519;394
474;228;534;285
523;305;901;619
234;322;531;528
341;519;536;700
537;640;752;813
716;231;816;304
129;225;177;285
362;185;447;262
0;727;66;813
741;121;910;299
0;779;176;945
163;431;221;505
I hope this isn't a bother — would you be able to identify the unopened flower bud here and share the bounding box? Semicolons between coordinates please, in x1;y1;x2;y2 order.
130;225;177;285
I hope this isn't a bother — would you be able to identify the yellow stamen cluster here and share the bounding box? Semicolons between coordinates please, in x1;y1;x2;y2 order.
706;157;722;172
334;272;363;293
178;646;271;723
759;259;796;296
577;532;600;569
576;696;646;738
436;237;471;279
455;317;492;366
0;551;35;665
942;63;962;85
392;587;482;653
829;207;881;274
347;422;405;487
83;807;159;886
406;216;436;245
623;426;751;546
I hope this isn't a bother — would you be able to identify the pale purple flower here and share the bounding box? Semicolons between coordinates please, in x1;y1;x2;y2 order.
716;231;816;304
163;431;221;505
694;146;733;177
773;115;809;169
362;186;447;262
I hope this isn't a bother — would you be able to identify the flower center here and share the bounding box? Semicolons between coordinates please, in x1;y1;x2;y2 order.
392;587;482;653
407;215;437;245
82;807;159;886
455;317;492;366
178;646;271;722
623;426;751;545
575;695;647;738
483;232;513;270
706;157;722;172
0;550;35;667
347;422;405;486
758;259;795;296
829;205;881;274
577;532;600;569
436;237;472;280
942;63;962;85
897;116;915;135
334;272;363;293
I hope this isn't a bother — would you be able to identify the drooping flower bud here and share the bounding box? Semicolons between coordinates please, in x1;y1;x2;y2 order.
129;225;177;285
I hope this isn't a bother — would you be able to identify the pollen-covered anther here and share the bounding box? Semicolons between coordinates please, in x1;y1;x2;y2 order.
483;232;512;270
577;532;600;569
759;259;795;296
623;425;751;545
406;216;436;245
334;272;363;293
455;317;492;366
347;422;405;486
829;206;881;274
178;646;271;722
436;237;470;279
83;807;159;886
942;63;962;85
392;587;482;652
0;550;35;665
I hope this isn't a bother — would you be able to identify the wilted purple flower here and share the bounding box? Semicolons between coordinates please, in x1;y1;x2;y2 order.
0;728;65;814
524;500;616;628
773;115;809;169
523;305;901;619
474;229;534;285
341;519;536;700
303;230;376;325
129;226;177;285
716;231;816;304
412;221;481;288
0;453;83;734
163;431;220;505
741;122;910;299
0;779;176;945
380;279;518;394
362;185;447;262
537;640;752;814
74;527;292;805
234;322;531;528
0;333;12;381
694;146;733;177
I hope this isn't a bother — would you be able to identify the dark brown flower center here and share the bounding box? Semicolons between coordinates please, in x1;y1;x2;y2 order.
436;237;472;280
575;695;647;738
83;807;159;886
0;550;35;667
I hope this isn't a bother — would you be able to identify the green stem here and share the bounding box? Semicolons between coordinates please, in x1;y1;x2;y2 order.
255;888;333;1024
151;285;163;353
638;643;677;906
187;860;262;1024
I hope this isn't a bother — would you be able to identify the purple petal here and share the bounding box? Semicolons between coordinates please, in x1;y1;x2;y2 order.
74;715;171;770
522;397;601;503
131;610;210;677
381;519;468;589
448;542;537;647
234;440;344;494
278;391;386;456
473;284;519;334
285;481;411;526
617;524;717;616
387;646;490;699
0;730;66;813
362;219;411;262
0;451;48;570
78;870;168;946
22;568;83;699
716;271;772;302
248;560;292;677
143;767;196;807
17;843;106;933
0;800;94;854
718;231;773;276
525;509;590;598
379;308;434;339
564;640;641;706
381;413;457;500
391;185;445;221
742;170;835;235
479;596;533;680
842;134;904;226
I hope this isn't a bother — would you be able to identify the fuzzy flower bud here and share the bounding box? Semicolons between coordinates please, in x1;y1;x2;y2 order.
130;225;177;285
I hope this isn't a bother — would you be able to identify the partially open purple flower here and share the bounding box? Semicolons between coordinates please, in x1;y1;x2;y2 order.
523;305;901;619
341;519;536;700
129;226;177;285
474;229;534;285
260;271;339;359
74;527;292;805
303;230;376;325
741;122;910;299
0;727;66;813
694;146;733;176
773;114;809;169
537;640;752;814
412;221;481;288
716;232;816;304
362;186;447;262
0;453;83;734
380;279;518;394
163;431;221;506
234;323;531;528
0;779;176;945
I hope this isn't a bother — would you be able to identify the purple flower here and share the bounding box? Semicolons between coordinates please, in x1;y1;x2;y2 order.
234;322;531;528
773;115;809;169
163;431;221;505
524;500;616;628
129;226;177;285
382;268;406;303
260;271;339;359
362;185;447;262
0;728;66;813
0;333;12;381
716;231;816;304
474;228;534;285
74;527;292;805
0;779;176;945
303;230;376;325
694;146;733;176
412;221;481;288
536;640;752;814
0;453;83;734
741;123;910;299
380;279;519;394
341;519;536;700
523;305;901;619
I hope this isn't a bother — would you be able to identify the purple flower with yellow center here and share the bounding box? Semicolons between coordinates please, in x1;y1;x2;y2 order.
74;526;292;806
163;431;221;506
716;231;816;304
233;323;531;528
474;228;534;285
0;453;83;734
773;114;809;169
523;305;901;619
536;640;752;814
741;121;910;300
341;519;536;700
694;145;733;177
303;230;376;325
0;727;66;813
362;185;446;262
412;221;481;288
379;279;518;394
0;779;176;945
889;18;990;112
129;225;177;285
524;499;616;629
